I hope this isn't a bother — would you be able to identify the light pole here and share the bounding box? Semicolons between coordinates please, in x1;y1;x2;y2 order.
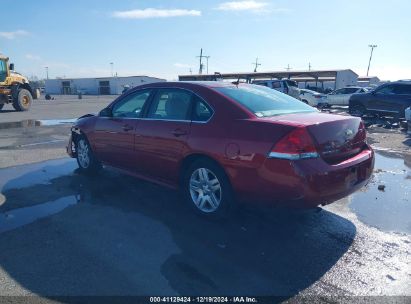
366;45;377;76
110;62;114;77
45;66;49;80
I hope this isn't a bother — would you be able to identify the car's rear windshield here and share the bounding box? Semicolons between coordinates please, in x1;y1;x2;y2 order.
215;85;316;117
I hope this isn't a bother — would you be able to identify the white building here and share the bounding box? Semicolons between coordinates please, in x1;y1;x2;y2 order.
45;75;166;95
356;76;381;88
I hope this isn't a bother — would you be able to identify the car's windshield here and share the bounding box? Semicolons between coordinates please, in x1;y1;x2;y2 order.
215;85;316;117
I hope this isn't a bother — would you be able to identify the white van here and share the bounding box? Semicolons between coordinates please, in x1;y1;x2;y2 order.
253;79;301;100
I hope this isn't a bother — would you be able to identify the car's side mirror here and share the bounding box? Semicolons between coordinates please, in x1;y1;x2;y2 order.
99;108;112;117
9;63;14;71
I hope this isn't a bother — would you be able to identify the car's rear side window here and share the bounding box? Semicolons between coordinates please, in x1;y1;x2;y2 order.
215;85;316;117
192;96;213;122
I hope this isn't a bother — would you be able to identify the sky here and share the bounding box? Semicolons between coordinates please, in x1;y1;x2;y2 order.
1;0;410;81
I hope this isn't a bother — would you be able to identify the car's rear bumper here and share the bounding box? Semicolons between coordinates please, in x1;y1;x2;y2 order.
231;146;375;208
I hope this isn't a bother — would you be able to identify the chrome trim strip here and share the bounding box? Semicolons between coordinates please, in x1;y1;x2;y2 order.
268;152;319;160
367;108;399;113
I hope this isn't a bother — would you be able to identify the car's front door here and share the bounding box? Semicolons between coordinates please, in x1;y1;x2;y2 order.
134;88;193;184
370;84;404;116
92;89;152;169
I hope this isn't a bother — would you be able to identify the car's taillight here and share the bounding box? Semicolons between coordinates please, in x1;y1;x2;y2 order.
268;127;319;160
314;95;323;99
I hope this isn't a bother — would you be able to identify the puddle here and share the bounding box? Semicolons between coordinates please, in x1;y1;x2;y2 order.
0;118;76;129
349;153;411;234
0;159;77;191
36;119;77;126
0;195;78;233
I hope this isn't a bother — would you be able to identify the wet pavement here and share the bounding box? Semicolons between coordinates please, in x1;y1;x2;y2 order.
0;155;410;300
0;118;77;130
350;153;411;234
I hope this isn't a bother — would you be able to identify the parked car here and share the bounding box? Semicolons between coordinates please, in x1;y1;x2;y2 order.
252;79;301;99
327;87;368;106
67;82;374;218
299;89;327;107
405;106;411;134
349;81;411;118
326;87;369;106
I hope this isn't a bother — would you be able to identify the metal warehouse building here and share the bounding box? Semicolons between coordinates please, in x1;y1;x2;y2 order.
179;69;361;90
45;75;166;95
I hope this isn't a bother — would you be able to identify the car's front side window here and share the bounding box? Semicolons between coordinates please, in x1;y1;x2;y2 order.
346;88;359;94
147;89;192;121
376;85;395;95
112;90;152;118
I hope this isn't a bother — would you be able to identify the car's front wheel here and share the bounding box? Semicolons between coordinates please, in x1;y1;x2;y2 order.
76;136;101;174
183;159;234;218
349;104;366;117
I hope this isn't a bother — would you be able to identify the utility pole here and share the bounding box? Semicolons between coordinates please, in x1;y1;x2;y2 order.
189;68;192;75
197;48;209;75
252;57;261;72
204;56;210;74
44;66;49;80
110;62;114;77
366;44;377;76
308;62;312;71
285;64;291;71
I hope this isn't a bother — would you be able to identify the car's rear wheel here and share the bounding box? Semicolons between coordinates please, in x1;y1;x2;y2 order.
76;136;101;174
350;104;366;117
183;159;234;219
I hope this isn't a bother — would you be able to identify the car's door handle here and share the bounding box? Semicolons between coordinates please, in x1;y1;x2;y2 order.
122;124;133;132
171;129;187;137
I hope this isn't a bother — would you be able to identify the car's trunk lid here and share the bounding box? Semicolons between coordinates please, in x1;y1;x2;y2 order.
261;112;366;163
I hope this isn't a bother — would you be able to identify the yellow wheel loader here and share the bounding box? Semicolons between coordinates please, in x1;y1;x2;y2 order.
0;54;35;111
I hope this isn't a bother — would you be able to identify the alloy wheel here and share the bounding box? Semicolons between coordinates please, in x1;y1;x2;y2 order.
77;139;90;168
189;168;222;213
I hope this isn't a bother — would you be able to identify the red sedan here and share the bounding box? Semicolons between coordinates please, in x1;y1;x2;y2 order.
67;82;374;217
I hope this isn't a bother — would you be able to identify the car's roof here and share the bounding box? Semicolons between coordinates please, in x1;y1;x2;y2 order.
140;81;248;89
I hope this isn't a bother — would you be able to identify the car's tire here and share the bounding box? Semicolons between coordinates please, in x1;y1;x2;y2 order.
182;158;234;219
12;89;33;111
349;104;366;117
0;103;4;110
75;135;101;174
302;99;309;104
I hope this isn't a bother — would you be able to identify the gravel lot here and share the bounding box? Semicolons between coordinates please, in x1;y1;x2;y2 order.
0;96;410;303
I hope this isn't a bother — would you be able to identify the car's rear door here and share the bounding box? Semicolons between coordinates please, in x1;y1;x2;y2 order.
326;88;344;105
340;87;359;105
92;89;153;169
134;88;193;184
